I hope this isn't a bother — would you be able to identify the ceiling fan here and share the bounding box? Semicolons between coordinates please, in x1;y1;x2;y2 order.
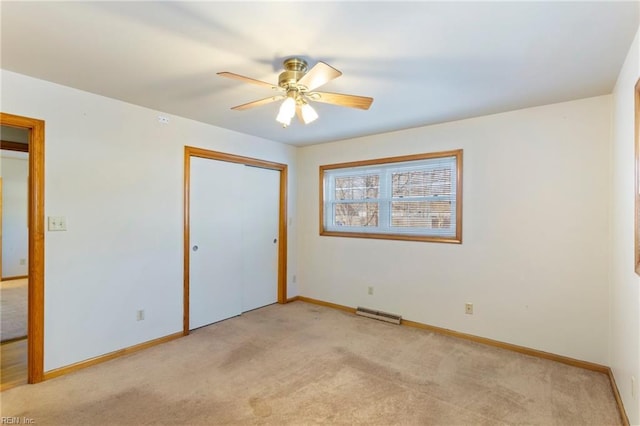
217;58;373;127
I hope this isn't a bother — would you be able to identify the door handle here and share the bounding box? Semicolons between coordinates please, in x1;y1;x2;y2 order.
192;245;199;252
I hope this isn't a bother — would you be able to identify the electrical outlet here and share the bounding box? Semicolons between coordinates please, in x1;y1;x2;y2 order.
136;310;145;321
368;286;374;295
465;303;473;315
292;275;297;284
19;258;26;266
158;115;169;124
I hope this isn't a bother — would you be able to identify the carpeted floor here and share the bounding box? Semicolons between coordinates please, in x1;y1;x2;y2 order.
0;301;621;425
0;279;27;342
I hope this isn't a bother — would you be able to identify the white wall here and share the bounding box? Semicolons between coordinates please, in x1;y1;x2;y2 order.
1;152;29;277
0;70;298;371
610;27;640;425
297;95;612;365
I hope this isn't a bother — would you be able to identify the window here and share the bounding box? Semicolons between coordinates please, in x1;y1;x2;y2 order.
320;150;462;243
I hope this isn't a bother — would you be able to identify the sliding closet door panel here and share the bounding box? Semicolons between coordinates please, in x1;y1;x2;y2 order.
241;166;280;312
189;157;243;329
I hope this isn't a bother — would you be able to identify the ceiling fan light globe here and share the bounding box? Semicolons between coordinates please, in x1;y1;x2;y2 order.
278;97;296;117
276;110;293;126
301;103;319;124
276;115;292;126
276;111;293;126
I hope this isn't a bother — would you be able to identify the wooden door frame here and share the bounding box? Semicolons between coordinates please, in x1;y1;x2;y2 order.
0;112;45;383
183;146;288;335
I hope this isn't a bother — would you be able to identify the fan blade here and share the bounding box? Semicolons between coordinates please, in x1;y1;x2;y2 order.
296;105;304;124
297;62;342;91
231;95;285;111
217;72;278;90
310;92;374;110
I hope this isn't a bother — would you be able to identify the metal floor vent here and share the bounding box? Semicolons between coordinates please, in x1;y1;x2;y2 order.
355;307;402;325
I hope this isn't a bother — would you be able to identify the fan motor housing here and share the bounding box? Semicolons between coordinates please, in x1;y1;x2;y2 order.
278;58;308;90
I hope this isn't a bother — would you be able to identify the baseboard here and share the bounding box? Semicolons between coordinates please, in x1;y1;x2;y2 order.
401;318;609;373
286;296;300;303
1;275;28;281
607;368;630;426
295;296;629;424
297;296;356;314
0;378;27;392
43;332;183;381
1;335;27;345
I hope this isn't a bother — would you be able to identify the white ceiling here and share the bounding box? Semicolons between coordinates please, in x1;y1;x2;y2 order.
1;1;638;146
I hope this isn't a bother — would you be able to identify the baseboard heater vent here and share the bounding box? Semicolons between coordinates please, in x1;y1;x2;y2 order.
355;307;402;325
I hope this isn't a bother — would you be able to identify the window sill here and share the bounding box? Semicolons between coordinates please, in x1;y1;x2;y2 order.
320;229;462;244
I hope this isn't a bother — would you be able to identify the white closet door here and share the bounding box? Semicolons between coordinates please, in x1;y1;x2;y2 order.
189;157;281;330
241;165;280;312
189;157;243;329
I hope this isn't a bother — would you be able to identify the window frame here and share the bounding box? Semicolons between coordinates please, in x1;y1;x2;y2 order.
319;149;463;244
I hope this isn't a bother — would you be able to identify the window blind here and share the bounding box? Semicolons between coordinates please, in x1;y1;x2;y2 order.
323;154;459;239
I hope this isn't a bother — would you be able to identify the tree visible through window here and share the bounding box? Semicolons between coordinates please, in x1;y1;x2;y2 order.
334;174;379;227
320;150;462;243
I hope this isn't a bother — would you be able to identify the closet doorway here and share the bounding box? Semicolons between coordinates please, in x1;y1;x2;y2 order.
183;147;288;333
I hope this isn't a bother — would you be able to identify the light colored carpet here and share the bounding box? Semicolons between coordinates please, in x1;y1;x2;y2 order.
0;279;27;342
0;301;621;425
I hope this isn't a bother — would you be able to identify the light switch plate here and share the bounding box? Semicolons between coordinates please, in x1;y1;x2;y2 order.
48;216;67;231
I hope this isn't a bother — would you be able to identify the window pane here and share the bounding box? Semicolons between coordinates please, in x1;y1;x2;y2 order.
335;174;379;200
334;202;379;227
320;150;462;243
392;169;451;198
391;201;451;228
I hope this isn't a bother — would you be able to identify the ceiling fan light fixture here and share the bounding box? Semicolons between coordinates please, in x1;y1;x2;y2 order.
300;102;318;124
276;96;296;126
